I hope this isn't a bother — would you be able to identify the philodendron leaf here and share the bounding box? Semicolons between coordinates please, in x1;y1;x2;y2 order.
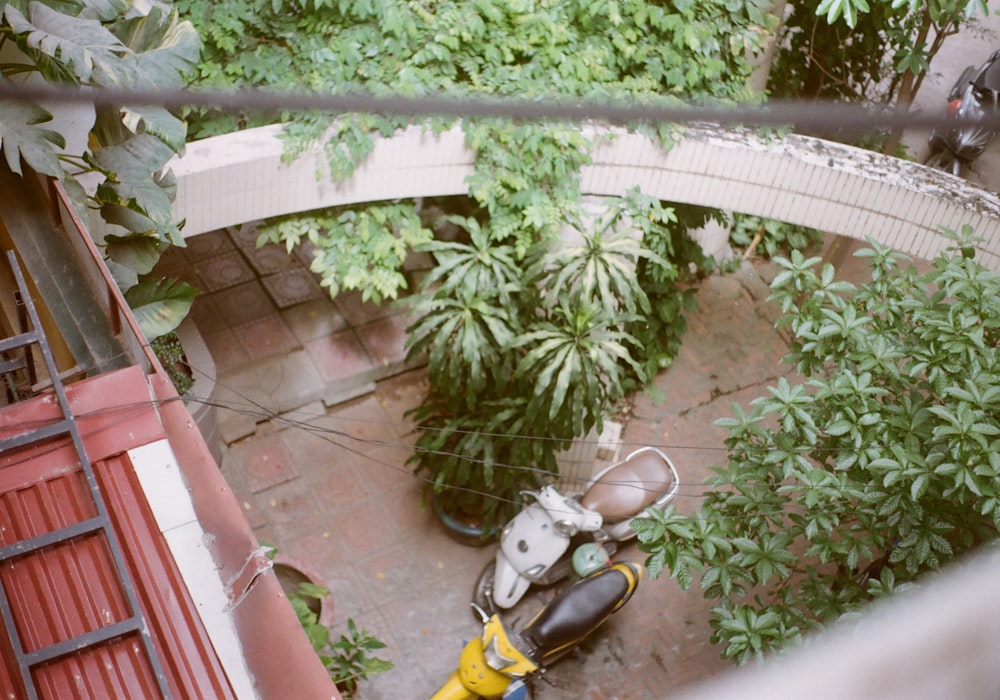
124;277;198;340
110;6;200;90
4;3;135;87
104;230;170;275
122;104;187;152
104;257;139;291
0;80;66;177
100;203;158;235
91;133;182;243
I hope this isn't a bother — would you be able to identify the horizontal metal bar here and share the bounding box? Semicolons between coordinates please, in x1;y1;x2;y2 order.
0;331;40;354
0;356;28;374
0;516;106;561
0;418;73;452
24;616;144;667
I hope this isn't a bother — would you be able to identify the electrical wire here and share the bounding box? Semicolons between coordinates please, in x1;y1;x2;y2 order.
0;81;990;134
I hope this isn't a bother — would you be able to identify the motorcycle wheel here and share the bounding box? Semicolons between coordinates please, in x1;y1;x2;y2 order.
472;560;499;618
923;149;965;178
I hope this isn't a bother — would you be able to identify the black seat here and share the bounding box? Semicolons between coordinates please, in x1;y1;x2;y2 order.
520;564;638;663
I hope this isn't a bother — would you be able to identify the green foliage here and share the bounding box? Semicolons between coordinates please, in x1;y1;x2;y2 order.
635;226;1000;664
623;196;717;382
287;579;392;698
256;202;432;304
124;276;198;339
404;190;714;530
176;0;774;303
769;0;982;151
0;75;66;176
728;213;824;260
0;0;200;334
326;618;393;699
151;331;194;395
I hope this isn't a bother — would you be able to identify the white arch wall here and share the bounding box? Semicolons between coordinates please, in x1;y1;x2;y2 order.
118;123;1000;272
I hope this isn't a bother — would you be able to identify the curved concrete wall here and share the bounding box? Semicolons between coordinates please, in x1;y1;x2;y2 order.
121;123;1000;271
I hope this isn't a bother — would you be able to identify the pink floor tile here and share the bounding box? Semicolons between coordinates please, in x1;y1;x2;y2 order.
231;315;300;362
356;312;413;369
281;298;347;344
201;328;251;375
304;330;375;383
234;431;298;493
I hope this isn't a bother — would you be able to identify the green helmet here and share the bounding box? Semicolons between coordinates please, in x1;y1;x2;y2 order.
572;543;610;577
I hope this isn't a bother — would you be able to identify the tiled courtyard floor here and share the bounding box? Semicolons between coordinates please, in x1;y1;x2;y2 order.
169;229;874;698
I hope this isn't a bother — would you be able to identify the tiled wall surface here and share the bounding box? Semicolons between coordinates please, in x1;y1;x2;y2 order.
94;123;1000;271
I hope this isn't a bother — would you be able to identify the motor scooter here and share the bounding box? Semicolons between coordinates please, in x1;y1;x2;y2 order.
432;561;643;700
924;48;1000;177
473;446;677;613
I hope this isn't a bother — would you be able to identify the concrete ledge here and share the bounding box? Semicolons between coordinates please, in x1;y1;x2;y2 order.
88;123;1000;273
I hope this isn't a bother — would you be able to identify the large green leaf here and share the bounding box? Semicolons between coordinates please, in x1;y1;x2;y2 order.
104;229;171;275
123;277;198;339
0;81;65;177
121;104;187;152
110;6;200;89
90;133;181;243
4;3;136;86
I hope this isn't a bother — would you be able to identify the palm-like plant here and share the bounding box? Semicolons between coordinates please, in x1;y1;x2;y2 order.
513;300;644;438
403;286;520;406
527;206;669;319
416;216;522;306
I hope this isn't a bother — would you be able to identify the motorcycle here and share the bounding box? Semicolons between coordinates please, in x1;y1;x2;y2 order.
924;48;1000;177
432;562;643;700
474;446;678;613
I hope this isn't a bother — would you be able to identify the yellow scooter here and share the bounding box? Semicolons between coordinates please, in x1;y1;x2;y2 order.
432;558;642;700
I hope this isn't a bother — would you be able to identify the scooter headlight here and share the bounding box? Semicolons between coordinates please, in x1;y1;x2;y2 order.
483;633;518;671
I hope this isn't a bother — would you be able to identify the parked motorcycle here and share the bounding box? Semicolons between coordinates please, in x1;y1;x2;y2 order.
432;562;643;700
473;446;678;613
924;48;1000;177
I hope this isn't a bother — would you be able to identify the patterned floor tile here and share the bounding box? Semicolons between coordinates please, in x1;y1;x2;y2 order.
194;250;256;293
304;330;375;383
261;268;325;309
209;281;277;325
231;316;300;362
240;243;300;276
280;298;346;344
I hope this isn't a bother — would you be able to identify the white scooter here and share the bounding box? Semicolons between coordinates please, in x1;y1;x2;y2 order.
473;446;679;613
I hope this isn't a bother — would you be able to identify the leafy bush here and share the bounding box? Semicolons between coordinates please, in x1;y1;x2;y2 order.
405;189;714;530
634;226;1000;664
728;213;824;261
151;331;194;396
288;583;393;698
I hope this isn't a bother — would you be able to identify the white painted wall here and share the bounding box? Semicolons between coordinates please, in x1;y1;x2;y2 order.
88;123;1000;272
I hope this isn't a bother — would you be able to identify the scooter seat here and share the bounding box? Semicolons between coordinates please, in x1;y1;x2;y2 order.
581;448;674;520
520;563;639;663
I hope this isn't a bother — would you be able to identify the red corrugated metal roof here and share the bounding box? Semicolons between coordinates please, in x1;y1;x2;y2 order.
0;366;235;698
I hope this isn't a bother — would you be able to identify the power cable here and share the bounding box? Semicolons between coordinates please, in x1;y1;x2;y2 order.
0;82;989;134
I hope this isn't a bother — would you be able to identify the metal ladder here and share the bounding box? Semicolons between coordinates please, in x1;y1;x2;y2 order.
0;251;171;699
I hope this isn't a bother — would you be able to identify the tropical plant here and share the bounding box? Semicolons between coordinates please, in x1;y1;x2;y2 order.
633;226;1000;664
264;541;392;698
176;0;776;300
728;213;824;260
0;0;201;339
403;192;714;531
255;202;433;304
150;330;193;395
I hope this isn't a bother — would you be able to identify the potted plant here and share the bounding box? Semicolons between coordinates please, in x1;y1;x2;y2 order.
403;198;667;539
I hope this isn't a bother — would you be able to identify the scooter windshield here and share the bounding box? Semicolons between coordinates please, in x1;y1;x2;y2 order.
482;615;537;677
